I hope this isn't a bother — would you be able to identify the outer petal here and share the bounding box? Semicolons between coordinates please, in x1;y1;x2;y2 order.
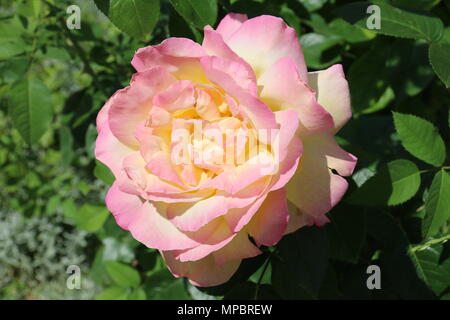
95;100;134;180
310;133;357;177
284;201;330;235
225;15;308;81
162;250;241;287
108;68;177;148
285;134;356;217
215;13;248;41
259;57;334;135
202;27;257;95
247;188;289;246
106;183;200;251
308;64;352;133
213;231;261;265
224;194;268;233
131;38;209;83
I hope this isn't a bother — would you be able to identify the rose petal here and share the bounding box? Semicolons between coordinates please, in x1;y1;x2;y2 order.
162;250;241;287
213;231;261;265
200;56;277;130
247;188;289;246
108;68;177;148
173;219;236;262
308;64;352;133
168;177;270;232
202;27;257;95
106;183;200;250
259;57;334;135
285;134;353;217
215;13;248;41
95;100;134;180
131;38;208;83
225;15;308;81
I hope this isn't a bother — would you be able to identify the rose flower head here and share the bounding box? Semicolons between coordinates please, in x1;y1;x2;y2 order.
95;14;357;287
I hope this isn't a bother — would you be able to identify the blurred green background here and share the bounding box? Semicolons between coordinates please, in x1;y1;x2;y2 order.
0;0;449;300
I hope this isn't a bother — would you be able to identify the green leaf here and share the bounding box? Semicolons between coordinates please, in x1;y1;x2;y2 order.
194;253;268;296
168;6;202;42
367;210;436;299
62;199;78;221
410;243;450;295
9;78;53;144
75;204;109;232
107;0;160;40
94;160;115;186
386;39;435;99
187;283;218;300
0;41;26;60
128;288;147;300
349;159;421;206
327;204;366;263
338;1;444;42
298;0;328;12
272;226;329;299
442;293;450;300
249;261;271;285
392;0;442;10
144;269;191;299
0;57;28;83
328;18;376;43
348;39;395;114
169;0;217;29
422;170;450;238
106;261;141;288
93;0;110;16
224;282;279;300
300;33;341;69
59;125;74;166
0;16;26;41
95;286;129;300
429;41;450;87
393;112;446;167
84;124;97;158
45;195;60;216
44;47;71;61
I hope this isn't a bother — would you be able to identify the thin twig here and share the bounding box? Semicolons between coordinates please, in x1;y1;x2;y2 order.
410;233;450;252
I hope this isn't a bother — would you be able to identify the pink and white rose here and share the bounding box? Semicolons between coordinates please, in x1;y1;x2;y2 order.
95;13;357;287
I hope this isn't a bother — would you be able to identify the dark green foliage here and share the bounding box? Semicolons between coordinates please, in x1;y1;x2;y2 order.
0;0;449;300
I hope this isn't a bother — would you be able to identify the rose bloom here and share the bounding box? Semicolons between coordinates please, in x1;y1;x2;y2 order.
95;14;357;287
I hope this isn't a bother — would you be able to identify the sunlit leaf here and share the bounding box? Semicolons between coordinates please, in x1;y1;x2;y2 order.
9;78;53;144
393;112;446;167
169;0;217;29
75;204;109;232
338;1;444;42
349;159;421;206
104;0;160;40
422;170;450;238
106;261;141;288
95;286;129;300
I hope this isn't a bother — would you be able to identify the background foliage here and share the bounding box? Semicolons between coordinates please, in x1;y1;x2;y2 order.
0;0;449;300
